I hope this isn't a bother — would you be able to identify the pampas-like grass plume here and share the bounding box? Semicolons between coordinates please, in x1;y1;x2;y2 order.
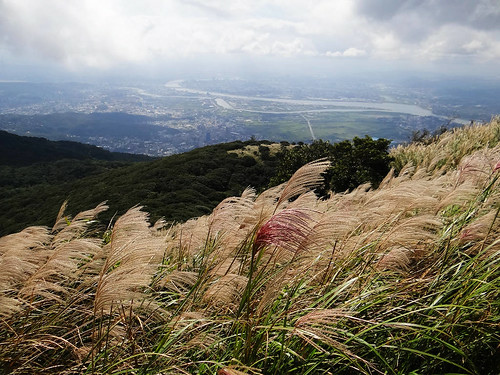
0;226;51;316
253;208;313;254
93;206;164;315
276;158;330;209
19;238;102;302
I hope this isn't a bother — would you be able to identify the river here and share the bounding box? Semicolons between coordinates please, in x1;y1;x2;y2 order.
164;81;469;124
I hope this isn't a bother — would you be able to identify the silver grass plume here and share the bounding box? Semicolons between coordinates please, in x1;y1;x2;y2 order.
93;206;164;315
52;201;108;244
377;246;413;272
276;158;330;209
19;238;102;302
293;308;372;368
51;200;69;232
0;226;51;317
253;208;314;255
206;188;263;268
209;190;258;253
16;203;108;303
218;368;253;375
203;273;249;313
174;216;211;259
157;270;199;294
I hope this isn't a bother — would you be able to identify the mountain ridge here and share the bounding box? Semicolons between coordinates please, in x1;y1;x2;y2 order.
0;133;281;235
0;129;152;166
0;129;394;236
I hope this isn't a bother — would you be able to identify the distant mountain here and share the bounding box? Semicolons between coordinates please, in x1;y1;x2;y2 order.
0;130;152;166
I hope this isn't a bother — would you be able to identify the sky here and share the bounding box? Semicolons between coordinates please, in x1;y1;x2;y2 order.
1;0;499;81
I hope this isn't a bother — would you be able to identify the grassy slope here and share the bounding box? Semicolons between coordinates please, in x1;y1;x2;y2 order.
0;118;499;374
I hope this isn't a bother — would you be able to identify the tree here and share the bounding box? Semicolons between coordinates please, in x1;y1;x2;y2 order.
272;137;393;195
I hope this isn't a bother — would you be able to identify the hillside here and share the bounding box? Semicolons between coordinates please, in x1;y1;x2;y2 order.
0;137;281;235
0;117;499;374
0;131;152;235
0;132;392;236
0;129;152;166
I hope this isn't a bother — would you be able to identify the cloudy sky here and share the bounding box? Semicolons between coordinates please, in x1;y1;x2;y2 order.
1;0;499;80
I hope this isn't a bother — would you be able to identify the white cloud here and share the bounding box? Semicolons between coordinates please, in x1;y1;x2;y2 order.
414;24;500;62
0;0;499;75
463;40;484;54
342;47;366;57
326;47;366;58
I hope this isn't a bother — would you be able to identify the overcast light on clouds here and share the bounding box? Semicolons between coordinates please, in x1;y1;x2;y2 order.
0;0;499;79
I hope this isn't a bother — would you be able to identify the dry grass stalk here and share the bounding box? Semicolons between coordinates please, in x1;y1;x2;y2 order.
208;189;260;258
391;116;500;174
93;206;164;315
254;261;309;316
240;186;257;200
456;150;500;185
295;308;353;327
19;238;102;302
173;310;207;329
51;199;69;232
293;308;369;367
377;215;442;250
218;368;256;375
0;226;51;256
276;159;330;209
218;368;257;375
377;246;413;272
174;216;211;259
52;202;108;244
203;274;248;312
459;208;500;256
210;257;242;276
210;195;256;233
157;270;199;294
0;226;51;316
254;183;284;208
438;180;479;211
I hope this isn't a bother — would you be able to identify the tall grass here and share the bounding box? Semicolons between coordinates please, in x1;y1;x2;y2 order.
1;120;499;374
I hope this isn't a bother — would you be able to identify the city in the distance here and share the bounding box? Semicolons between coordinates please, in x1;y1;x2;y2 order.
1;73;499;156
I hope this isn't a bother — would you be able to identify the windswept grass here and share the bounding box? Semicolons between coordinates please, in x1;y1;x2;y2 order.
391;116;500;173
1;119;500;374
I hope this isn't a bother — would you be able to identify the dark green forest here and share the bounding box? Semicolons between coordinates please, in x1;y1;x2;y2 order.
0;130;153;165
0;131;393;235
271;137;393;194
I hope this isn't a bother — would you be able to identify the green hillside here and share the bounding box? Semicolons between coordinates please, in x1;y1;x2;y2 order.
0;137;281;235
0;132;393;236
0;129;152;166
